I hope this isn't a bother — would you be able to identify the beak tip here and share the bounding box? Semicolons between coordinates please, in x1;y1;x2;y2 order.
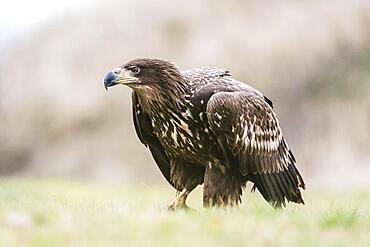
104;71;118;91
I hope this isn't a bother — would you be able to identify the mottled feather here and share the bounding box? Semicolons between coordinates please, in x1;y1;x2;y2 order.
111;59;305;208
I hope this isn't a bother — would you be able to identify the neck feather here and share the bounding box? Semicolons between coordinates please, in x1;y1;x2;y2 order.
134;77;190;116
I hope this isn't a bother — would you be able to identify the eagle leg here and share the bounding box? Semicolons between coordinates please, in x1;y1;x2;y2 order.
167;158;204;210
203;164;246;207
168;188;190;211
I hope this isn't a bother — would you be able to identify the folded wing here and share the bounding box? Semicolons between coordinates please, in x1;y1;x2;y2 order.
132;92;174;187
207;91;305;207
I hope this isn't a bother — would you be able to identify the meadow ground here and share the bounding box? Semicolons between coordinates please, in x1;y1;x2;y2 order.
0;178;369;247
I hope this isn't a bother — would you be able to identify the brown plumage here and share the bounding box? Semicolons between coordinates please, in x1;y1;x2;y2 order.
104;58;305;209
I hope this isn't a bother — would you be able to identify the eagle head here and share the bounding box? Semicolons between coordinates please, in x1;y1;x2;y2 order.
104;58;182;91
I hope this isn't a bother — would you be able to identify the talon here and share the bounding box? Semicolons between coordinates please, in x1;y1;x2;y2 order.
168;203;194;211
167;202;189;211
167;188;191;211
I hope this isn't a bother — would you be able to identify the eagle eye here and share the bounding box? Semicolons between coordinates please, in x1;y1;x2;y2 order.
130;66;140;75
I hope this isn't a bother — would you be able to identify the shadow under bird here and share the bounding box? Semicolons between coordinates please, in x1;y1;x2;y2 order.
104;58;305;209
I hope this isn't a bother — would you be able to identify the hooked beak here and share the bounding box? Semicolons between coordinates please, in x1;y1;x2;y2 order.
103;67;138;91
104;71;118;90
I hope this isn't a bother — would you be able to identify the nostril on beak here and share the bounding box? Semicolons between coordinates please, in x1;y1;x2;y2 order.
113;68;121;75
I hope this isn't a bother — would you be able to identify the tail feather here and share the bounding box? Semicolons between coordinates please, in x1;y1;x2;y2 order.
251;163;305;208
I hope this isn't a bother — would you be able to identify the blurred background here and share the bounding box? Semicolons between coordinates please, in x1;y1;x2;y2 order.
0;0;369;189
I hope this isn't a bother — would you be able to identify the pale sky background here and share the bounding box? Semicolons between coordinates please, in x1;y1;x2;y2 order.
0;0;96;48
0;0;369;186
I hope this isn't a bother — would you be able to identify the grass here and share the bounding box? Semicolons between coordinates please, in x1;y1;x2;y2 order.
0;178;369;247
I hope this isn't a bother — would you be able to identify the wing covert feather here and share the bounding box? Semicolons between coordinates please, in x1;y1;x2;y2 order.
206;91;304;207
206;91;285;174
